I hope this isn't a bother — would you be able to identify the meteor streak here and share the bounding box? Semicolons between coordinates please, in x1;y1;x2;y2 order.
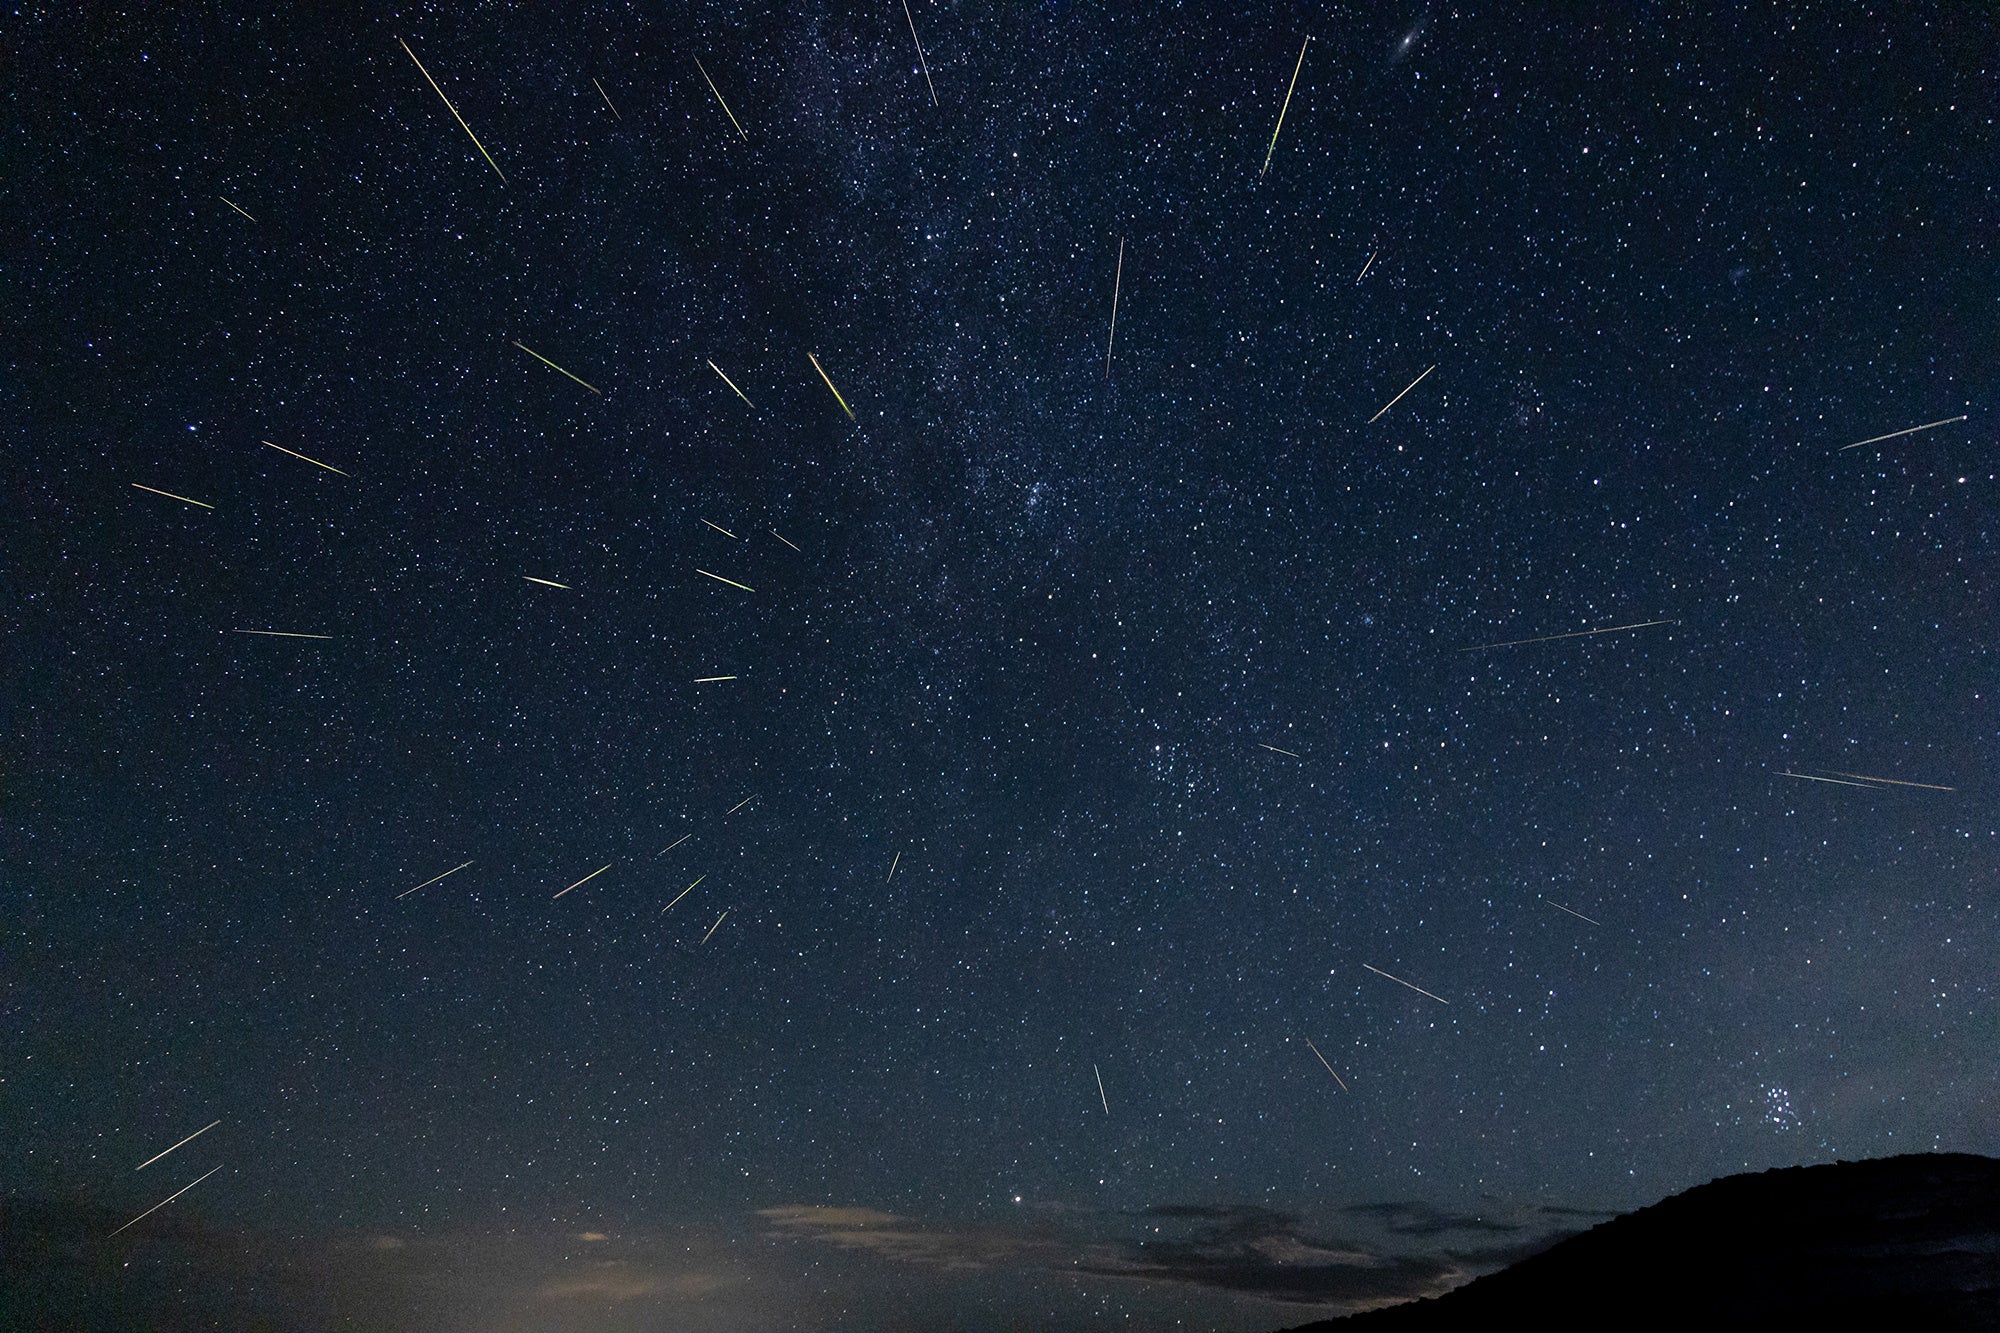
523;576;571;589
695;568;754;592
693;675;737;682
593;77;620;121
770;530;802;553
1539;896;1601;926
398;37;506;182
1105;237;1124;378
1355;247;1377;282
553;863;612;899
1368;363;1435;422
232;629;334;639
705;358;754;407
1261;36;1310;178
887;851;900;882
132;483;214;509
1816;769;1955;791
219;196;255;222
1837;414;1967;452
1303;1038;1348;1091
702;519;738;538
702;909;729;942
903;0;937;106
694;57;747;140
261;440;350;476
397;860;473;899
111;1165;223;1237
1781;770;1875;788
727;795;757;814
511;340;601;394
808;352;854;419
1362;963;1449;1004
1094;1063;1109;1113
137;1120;221;1171
1458;618;1677;652
1258;743;1301;758
661;875;705;913
657;834;691;856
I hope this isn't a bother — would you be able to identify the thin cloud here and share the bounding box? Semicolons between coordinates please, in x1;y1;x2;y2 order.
536;1262;724;1302
1343;1200;1528;1239
760;1197;1585;1310
1078;1205;1464;1307
758;1205;1064;1271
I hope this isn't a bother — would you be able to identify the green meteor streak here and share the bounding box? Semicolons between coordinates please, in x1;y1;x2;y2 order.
808;352;855;419
1261;36;1310;178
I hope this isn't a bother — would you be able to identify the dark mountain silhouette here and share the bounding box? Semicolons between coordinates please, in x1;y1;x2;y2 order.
1283;1153;2000;1332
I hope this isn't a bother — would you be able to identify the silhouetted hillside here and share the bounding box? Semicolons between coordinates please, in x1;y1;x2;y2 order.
1284;1153;2000;1331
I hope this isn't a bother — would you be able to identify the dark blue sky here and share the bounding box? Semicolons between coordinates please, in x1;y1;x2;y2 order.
7;4;1994;1328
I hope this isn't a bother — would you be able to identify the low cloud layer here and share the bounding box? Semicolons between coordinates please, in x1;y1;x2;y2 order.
760;1204;1067;1271
1076;1204;1465;1307
762;1195;1587;1312
6;1189;1588;1329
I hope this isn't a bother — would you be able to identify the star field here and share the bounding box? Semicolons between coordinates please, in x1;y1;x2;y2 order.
7;5;1995;1329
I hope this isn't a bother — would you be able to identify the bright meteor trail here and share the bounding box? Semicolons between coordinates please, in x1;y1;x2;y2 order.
1369;364;1436;422
131;483;213;509
1105;238;1124;378
1780;770;1879;789
1836;414;1966;452
261;440;350;476
136;1120;221;1171
511;341;601;394
398;37;505;182
695;568;754;592
694;57;747;140
706;359;754;407
808;352;854;419
1458;618;1677;652
661;875;706;913
903;0;938;106
1540;897;1602;926
1261;36;1310;178
1362;963;1450;1004
553;864;612;899
111;1165;224;1237
1816;769;1955;791
1303;1038;1349;1092
397;861;474;899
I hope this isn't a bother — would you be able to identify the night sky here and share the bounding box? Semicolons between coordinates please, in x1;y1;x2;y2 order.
7;5;1996;1329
